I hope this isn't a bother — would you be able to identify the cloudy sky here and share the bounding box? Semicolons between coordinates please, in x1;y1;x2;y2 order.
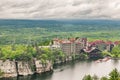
0;0;120;19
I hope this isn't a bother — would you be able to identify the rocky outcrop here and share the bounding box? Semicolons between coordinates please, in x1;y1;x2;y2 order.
44;61;53;72
0;60;17;77
17;61;34;76
35;59;53;73
0;59;53;78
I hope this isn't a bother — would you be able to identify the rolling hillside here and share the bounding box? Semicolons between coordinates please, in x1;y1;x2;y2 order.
0;19;120;45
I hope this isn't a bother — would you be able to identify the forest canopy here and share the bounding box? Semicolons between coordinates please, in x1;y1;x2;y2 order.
0;19;120;45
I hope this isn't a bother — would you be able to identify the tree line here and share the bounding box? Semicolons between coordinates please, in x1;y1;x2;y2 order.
82;68;120;80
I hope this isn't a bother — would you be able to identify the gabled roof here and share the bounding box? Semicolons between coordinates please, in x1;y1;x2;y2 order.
114;41;120;45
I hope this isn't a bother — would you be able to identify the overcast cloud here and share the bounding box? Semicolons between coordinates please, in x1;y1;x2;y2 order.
0;0;120;19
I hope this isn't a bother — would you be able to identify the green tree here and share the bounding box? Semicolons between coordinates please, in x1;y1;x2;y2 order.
79;53;88;60
111;46;120;58
102;50;111;56
92;75;99;80
0;44;36;61
100;77;108;80
52;49;65;61
109;68;120;80
82;75;93;80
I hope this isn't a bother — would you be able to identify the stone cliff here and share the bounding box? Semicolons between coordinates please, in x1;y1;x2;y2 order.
35;59;53;73
0;59;53;78
17;61;34;76
0;60;17;77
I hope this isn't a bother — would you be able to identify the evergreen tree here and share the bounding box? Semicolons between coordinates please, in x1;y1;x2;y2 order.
111;46;120;58
109;68;120;80
82;75;93;80
100;77;108;80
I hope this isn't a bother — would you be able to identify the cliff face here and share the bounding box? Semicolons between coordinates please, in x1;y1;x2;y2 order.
0;59;53;78
17;61;34;76
35;60;53;73
0;60;17;77
45;61;53;72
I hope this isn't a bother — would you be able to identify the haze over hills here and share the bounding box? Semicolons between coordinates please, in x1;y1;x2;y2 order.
0;19;120;45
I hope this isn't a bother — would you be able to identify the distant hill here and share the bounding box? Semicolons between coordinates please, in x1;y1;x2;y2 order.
0;19;120;26
0;19;120;45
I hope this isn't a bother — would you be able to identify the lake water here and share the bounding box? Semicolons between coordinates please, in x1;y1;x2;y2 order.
1;59;120;80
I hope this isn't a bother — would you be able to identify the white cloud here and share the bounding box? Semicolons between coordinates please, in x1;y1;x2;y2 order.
0;0;120;19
